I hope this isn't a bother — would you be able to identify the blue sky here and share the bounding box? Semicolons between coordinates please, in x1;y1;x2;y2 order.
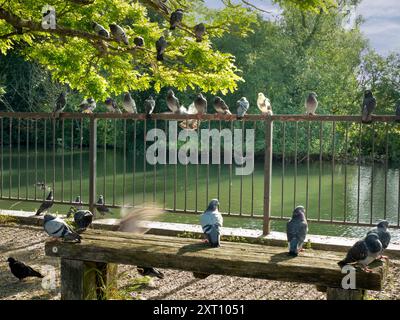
204;0;400;55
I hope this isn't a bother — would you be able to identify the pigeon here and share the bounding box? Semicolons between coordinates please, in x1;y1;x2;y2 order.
156;36;168;61
93;22;110;38
361;90;376;123
35;191;54;216
194;23;206;42
123;92;137;113
305;92;318;115
133;36;144;47
338;233;382;272
79;98;96;113
396;101;400;122
144;95;156;117
200;199;223;248
137;267;165;279
257;92;273;115
286;206;308;257
66;196;82;218
214;96;231;115
109;23;129;45
44;214;81;242
74;210;94;230
170;9;183;30
54;92;67;115
35;182;48;191
179;102;200;130
367;220;391;259
7;257;43;281
166;89;181;113
236;97;249;119
194;93;207;114
105;97;121;113
96;195;111;215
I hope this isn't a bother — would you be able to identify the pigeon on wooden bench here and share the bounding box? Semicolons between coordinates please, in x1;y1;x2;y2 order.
35;191;54;216
286;206;308;257
44;214;81;243
96;195;112;215
338;233;382;272
7;257;43;281
74;210;94;231
200;199;223;248
367;220;391;260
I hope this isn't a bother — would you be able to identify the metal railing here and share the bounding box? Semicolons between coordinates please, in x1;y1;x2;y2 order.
0;112;399;234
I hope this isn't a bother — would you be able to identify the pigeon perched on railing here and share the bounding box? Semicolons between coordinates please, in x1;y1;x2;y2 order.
79;98;96;113
305;92;318;115
194;93;207;114
54;92;67;115
200;199;223;248
74;210;94;231
44;214;81;243
166;89;181;113
93;22;110;38
236;97;249;119
133;36;144;47
361;90;376;123
214;96;231;115
286;206;308;257
105;97;121;113
96;195;111;215
7;257;43;281
35;191;53;216
338;233;382;272
109;23;129;45
123;92;137;113
156;36;167;61
194;23;206;42
179;102;199;130
367;220;391;260
144;95;156;117
257;92;273;115
170;9;183;30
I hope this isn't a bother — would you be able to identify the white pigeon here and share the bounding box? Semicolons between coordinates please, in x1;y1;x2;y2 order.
200;199;223;247
179;102;200;130
257;92;273;115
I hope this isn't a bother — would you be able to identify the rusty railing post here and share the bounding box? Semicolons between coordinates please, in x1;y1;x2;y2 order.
263;118;273;235
89;116;97;214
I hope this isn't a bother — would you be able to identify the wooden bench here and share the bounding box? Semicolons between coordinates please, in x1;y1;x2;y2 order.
45;229;389;300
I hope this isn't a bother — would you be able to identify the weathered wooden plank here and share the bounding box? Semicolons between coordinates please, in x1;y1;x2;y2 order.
326;287;367;300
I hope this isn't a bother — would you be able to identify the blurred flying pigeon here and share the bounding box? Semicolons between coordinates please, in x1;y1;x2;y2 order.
257;92;273;115
109;23;129;45
170;9;183;30
166;89;181;113
54;92;67;115
236;97;249;119
133;36;145;47
194;93;207;114
396;101;400;122
79;98;96;113
194;23;206;42
137;267;165;279
7;257;43;281
361;90;376;123
144;95;156;117
105;97;121;113
123;92;137;113
156;36;168;61
44;214;81;243
214;96;231;115
35;191;54;216
93;22;110;38
286;206;308;257
74;210;94;230
200;199;223;248
305;92;318;115
96;195;111;215
338;233;382;272
179;102;200;131
367;220;391;259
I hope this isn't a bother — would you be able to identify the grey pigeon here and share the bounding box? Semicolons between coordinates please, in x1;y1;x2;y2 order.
133;36;144;47
44;214;81;243
166;89;181;113
286;206;308;256
338;233;382;272
105;97;121;113
96;195;111;215
396;101;400;122
257;92;273;115
54;92;67;114
305;92;318;115
144;95;156;117
194;93;207;114
7;257;43;281
194;23;206;42
137;267;165;279
200;199;223;248
93;22;110;38
214;96;231;115
236;97;249;119
123;93;137;113
361;90;376;123
79;98;96;113
74;210;94;230
35;191;54;216
156;36;168;61
109;23;129;45
170;9;183;30
367;220;391;259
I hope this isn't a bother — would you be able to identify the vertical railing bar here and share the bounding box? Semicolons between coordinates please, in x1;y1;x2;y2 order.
88;117;97;213
306;121;310;215
9;118;12;199
331;121;336;222
52;119;56;197
17;118;20;199
281;122;286;218
195;122;199;214
0;117;3;198
228;121;233;215
70;120;74;202
35;119;38;200
370;122;375;225
79;118;83;200
113;119;117;206
163;120;167;210
357;123;362;224
184;124;188;212
344;122;349;222
206;120;210;204
218;120;221;201
103;120;107;200
251;121;256;217
239;120;244;216
123;119;127;206
263;118;273;235
133;120;137;207
318;121;322;221
26;119;29;200
293;121;298;207
143;119;146;205
61;119;65;202
174;122;177;211
384;123;388;220
153;119;157;205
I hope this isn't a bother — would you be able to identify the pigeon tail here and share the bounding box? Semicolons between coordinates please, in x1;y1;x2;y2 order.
31;269;44;278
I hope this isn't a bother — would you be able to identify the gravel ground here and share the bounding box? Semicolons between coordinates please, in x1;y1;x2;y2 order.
1;224;399;300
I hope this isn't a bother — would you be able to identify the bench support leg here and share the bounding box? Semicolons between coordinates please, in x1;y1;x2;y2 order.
326;287;367;300
61;258;118;300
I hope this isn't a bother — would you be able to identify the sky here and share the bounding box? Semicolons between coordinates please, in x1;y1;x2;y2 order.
203;0;400;56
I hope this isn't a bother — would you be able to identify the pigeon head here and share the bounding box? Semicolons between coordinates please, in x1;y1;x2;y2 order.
105;97;113;105
87;98;95;104
365;233;382;253
240;97;248;102
364;90;373;98
74;196;81;203
292;206;306;220
206;199;220;211
377;220;389;230
214;96;222;104
124;93;131;101
44;214;56;223
7;257;15;264
309;92;317;98
109;23;117;31
258;92;265;98
98;195;104;202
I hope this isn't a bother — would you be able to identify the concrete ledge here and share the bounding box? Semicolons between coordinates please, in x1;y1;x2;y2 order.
1;209;400;258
